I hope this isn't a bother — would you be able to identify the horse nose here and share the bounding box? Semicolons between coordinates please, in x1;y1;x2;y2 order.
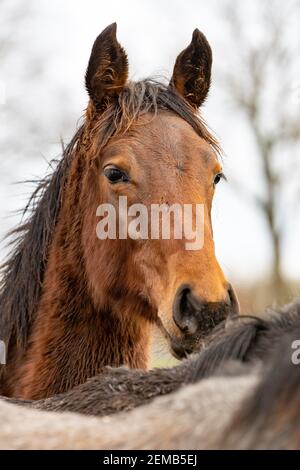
172;284;239;336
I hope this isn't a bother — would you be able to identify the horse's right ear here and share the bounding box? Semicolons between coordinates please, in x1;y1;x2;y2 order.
85;23;128;109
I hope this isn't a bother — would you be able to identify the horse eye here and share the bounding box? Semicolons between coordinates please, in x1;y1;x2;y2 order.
104;166;129;184
214;172;224;185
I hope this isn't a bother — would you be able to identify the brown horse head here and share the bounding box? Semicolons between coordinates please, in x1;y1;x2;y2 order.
82;24;239;358
0;24;239;400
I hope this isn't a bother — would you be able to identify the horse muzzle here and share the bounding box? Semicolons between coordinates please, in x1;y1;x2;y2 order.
157;283;240;359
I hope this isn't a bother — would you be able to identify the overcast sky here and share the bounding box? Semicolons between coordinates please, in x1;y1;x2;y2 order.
0;0;299;284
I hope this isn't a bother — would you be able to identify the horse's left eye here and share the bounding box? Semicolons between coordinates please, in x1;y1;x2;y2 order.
104;166;129;184
214;172;224;185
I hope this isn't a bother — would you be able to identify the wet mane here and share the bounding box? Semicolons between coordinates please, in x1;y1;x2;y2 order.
93;79;220;153
0;128;84;353
0;78;220;362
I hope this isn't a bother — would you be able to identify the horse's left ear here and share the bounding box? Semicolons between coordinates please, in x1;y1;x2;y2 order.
170;29;212;109
85;23;128;109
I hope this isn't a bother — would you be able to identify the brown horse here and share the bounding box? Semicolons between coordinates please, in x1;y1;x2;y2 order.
0;24;239;400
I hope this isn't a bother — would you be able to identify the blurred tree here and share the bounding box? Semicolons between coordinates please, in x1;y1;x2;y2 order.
222;0;300;301
0;0;74;168
0;0;76;265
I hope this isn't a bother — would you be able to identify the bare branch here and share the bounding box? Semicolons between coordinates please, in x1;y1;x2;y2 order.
222;0;300;294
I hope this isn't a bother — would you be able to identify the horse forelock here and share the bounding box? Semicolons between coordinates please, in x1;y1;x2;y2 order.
88;79;221;156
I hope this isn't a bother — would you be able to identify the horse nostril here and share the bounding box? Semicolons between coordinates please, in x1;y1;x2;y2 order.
173;284;203;335
173;283;239;337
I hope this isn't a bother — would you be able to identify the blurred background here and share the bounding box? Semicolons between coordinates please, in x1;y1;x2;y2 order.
0;0;299;353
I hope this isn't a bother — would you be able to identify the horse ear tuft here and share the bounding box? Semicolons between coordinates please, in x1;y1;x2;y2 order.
170;29;212;109
85;23;128;109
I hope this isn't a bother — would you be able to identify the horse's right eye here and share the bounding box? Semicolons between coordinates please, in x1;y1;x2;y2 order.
104;166;129;184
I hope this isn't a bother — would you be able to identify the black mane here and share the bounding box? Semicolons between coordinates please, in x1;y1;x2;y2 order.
0;128;83;361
